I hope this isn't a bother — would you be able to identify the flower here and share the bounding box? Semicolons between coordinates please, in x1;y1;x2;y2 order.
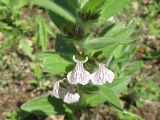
52;80;66;98
63;92;80;104
91;63;114;85
52;80;80;104
67;55;91;85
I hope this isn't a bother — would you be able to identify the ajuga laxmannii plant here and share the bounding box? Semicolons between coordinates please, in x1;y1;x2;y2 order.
21;0;143;119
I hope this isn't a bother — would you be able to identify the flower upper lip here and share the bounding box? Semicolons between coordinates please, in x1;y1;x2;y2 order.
67;55;91;85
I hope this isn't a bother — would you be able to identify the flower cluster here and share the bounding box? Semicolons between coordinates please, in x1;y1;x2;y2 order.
52;56;114;104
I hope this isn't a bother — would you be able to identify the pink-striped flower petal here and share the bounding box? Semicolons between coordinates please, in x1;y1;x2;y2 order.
52;80;66;98
91;63;114;85
52;81;80;104
67;56;91;85
63;92;80;104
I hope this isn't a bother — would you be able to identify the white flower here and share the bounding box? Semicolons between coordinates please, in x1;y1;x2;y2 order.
52;80;66;98
52;80;80;104
91;63;114;85
67;55;91;85
63;92;80;104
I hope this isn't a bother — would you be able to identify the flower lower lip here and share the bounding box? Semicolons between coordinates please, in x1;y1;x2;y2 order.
52;80;80;104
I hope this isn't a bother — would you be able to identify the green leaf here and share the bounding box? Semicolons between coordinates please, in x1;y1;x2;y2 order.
43;19;55;37
83;37;134;50
100;20;136;38
99;22;125;37
36;52;71;74
83;20;136;56
55;34;78;55
124;61;143;75
82;0;105;12
79;91;105;106
38;16;48;52
99;0;128;22
112;45;124;59
112;45;137;62
21;95;65;115
30;63;42;79
106;77;131;93
19;39;33;59
48;0;79;30
98;44;118;57
112;44;136;59
99;86;121;109
97;20;136;58
114;20;136;38
32;0;77;24
79;85;121;109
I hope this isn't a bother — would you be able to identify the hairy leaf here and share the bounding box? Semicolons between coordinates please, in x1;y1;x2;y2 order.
100;20;136;38
55;34;78;55
36;52;71;74
82;0;105;12
79;85;121;109
38;16;47;52
33;0;77;25
21;95;65;115
48;0;79;30
83;37;135;50
106;77;131;93
19;39;33;59
99;0;128;22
